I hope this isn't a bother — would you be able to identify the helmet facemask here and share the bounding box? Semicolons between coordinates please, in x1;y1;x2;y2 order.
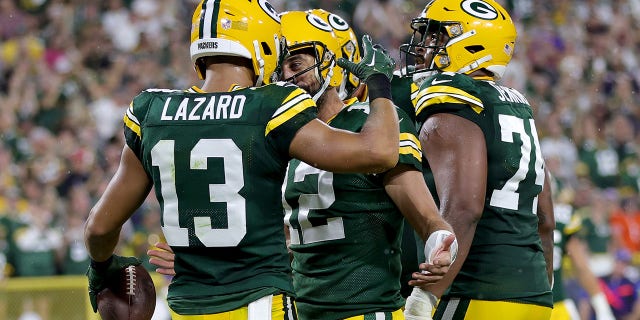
280;11;343;102
400;0;517;81
282;42;337;101
400;18;460;78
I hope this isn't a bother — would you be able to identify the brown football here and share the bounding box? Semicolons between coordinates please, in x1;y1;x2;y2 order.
97;265;156;320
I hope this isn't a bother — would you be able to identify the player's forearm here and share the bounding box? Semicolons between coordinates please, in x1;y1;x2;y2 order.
85;224;121;262
360;94;399;170
421;212;477;297
538;171;555;284
568;238;601;296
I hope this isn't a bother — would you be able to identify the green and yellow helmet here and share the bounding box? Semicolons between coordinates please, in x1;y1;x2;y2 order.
307;9;361;99
402;0;516;80
190;0;284;84
280;10;343;99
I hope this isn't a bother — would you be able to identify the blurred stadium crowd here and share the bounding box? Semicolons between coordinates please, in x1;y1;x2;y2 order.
0;0;640;318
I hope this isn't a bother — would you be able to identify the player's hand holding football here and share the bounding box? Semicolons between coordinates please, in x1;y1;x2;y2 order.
86;255;142;312
337;35;395;83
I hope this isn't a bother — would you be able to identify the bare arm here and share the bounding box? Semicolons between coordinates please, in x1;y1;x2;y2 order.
384;165;451;240
290;96;399;174
84;145;152;262
537;169;555;285
567;236;616;320
567;237;599;295
410;113;486;296
385;164;456;280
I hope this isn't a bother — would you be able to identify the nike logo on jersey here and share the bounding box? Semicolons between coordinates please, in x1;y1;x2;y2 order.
431;79;452;85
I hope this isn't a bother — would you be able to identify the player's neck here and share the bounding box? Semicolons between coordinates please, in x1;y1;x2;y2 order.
317;88;344;122
201;64;255;92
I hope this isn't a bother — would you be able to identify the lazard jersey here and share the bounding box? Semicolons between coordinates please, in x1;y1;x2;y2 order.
415;72;553;307
553;203;582;303
123;82;317;315
283;103;422;320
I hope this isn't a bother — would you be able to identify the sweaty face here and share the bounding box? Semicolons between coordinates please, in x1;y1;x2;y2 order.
417;28;449;71
282;52;321;96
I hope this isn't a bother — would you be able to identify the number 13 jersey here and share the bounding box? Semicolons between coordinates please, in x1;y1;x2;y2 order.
123;83;317;315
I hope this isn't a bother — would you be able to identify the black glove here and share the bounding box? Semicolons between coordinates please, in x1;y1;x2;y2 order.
86;255;142;312
337;35;396;82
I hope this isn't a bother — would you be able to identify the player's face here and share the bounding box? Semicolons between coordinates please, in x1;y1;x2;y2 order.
415;29;448;71
282;52;321;95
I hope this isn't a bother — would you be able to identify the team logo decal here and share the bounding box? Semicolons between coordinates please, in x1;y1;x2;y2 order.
259;0;280;22
307;13;333;32
461;0;498;20
327;13;349;31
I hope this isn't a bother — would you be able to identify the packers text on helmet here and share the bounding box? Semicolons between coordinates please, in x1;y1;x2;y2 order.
190;0;283;84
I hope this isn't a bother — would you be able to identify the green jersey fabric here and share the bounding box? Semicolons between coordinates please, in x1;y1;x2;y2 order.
284;102;422;320
415;72;553;307
391;74;420;124
552;203;582;303
391;75;427;299
123;82;317;315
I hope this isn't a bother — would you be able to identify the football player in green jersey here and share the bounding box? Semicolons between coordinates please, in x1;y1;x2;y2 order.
401;1;556;319
280;10;457;320
83;0;402;319
147;9;459;320
549;181;615;320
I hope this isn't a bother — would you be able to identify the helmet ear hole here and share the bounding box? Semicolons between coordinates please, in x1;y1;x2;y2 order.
465;45;484;54
195;57;207;80
261;42;273;55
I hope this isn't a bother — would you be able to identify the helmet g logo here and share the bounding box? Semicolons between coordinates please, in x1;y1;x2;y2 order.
258;0;280;22
461;0;498;20
327;13;349;31
307;13;333;32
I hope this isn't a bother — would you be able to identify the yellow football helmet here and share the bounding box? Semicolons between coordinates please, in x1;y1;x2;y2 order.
401;0;516;80
280;10;343;99
307;9;361;99
190;0;284;84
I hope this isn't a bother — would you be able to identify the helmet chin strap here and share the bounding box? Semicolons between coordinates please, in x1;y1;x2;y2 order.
457;54;492;75
253;40;265;86
312;60;334;102
337;74;348;100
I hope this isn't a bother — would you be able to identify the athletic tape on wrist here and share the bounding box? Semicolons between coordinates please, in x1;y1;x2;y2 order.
424;230;457;264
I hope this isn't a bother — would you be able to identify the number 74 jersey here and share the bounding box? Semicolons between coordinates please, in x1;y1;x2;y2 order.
414;72;553;307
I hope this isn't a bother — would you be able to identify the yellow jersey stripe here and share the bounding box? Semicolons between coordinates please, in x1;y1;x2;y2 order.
266;91;315;136
400;132;422;162
400;132;421;149
124;114;141;137
124;104;141;136
410;82;420;111
273;89;313;118
415;85;484;115
399;145;422;162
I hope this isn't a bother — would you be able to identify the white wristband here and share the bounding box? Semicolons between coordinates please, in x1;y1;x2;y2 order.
590;292;615;320
424;230;458;264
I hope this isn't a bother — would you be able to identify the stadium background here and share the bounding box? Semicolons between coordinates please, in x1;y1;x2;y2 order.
0;0;639;319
